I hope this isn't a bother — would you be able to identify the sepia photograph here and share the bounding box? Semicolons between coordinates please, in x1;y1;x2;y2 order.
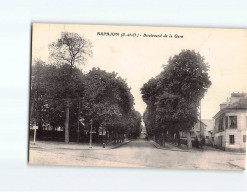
29;23;247;170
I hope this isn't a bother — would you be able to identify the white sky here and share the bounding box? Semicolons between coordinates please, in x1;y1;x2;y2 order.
32;23;247;119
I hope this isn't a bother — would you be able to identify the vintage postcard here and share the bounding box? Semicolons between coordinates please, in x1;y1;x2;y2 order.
29;23;247;170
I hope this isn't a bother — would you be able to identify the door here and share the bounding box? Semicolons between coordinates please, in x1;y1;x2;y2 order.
218;135;223;148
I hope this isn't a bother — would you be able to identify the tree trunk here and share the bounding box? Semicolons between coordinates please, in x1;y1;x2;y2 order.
95;124;99;143
162;131;165;147
106;130;108;144
65;100;70;143
187;131;192;149
114;131;116;143
177;131;181;146
109;130;112;143
52;124;55;140
77;103;80;143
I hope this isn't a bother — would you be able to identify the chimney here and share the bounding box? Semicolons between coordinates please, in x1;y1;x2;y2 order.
220;102;227;110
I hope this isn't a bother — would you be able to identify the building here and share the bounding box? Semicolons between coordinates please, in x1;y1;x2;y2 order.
202;119;215;146
213;93;247;152
180;120;206;140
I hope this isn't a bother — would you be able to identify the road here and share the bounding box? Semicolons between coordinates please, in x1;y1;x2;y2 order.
29;138;246;170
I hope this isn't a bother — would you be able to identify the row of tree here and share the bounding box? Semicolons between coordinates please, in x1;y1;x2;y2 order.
30;32;142;143
141;50;211;148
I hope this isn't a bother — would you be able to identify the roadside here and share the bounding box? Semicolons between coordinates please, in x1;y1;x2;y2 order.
150;140;245;170
149;140;189;152
29;139;132;151
150;140;246;155
29;138;245;170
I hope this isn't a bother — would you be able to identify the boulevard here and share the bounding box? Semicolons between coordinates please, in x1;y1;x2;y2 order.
29;138;245;170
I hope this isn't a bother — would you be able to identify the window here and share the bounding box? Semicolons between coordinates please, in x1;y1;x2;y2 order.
229;135;235;144
229;116;237;129
225;116;228;129
244;135;246;143
218;118;224;131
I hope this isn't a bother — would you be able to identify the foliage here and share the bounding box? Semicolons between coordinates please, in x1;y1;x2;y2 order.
49;32;93;68
31;63;142;141
31;60;85;130
31;32;142;143
141;50;211;141
48;31;93;143
80;68;141;138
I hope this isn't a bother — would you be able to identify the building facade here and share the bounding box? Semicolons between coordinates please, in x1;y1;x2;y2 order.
180;121;206;140
213;93;247;152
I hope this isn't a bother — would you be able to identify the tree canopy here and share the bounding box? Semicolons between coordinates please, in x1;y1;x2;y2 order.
49;32;93;69
31;62;142;142
141;50;211;146
81;68;140;139
48;32;93;143
31;60;85;131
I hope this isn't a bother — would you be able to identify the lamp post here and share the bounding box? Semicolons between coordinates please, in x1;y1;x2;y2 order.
89;119;93;148
77;101;80;143
200;100;202;133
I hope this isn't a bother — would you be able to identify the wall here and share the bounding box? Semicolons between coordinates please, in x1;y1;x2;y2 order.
214;110;247;152
214;131;226;149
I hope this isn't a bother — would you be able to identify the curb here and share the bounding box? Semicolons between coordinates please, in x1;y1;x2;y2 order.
29;140;133;151
150;141;246;155
150;140;190;153
111;139;133;149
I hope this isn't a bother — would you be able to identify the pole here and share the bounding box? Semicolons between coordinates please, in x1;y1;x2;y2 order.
65;100;70;143
77;102;80;143
34;129;36;145
89;119;93;148
33;122;37;145
200;100;201;133
199;100;202;148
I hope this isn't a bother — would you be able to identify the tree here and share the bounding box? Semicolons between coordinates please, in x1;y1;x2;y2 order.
31;61;85;141
141;78;159;139
161;50;211;104
49;32;92;69
49;32;92;143
141;50;211;148
81;68;136;143
31;61;141;143
31;60;51;130
127;110;142;139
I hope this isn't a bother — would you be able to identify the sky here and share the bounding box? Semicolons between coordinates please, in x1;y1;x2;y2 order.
32;23;247;119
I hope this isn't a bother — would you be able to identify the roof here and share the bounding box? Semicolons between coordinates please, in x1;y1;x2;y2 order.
231;92;247;97
201;119;214;131
213;97;247;119
227;97;247;108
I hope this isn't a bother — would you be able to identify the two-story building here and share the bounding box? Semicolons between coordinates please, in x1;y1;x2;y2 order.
213;93;247;152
